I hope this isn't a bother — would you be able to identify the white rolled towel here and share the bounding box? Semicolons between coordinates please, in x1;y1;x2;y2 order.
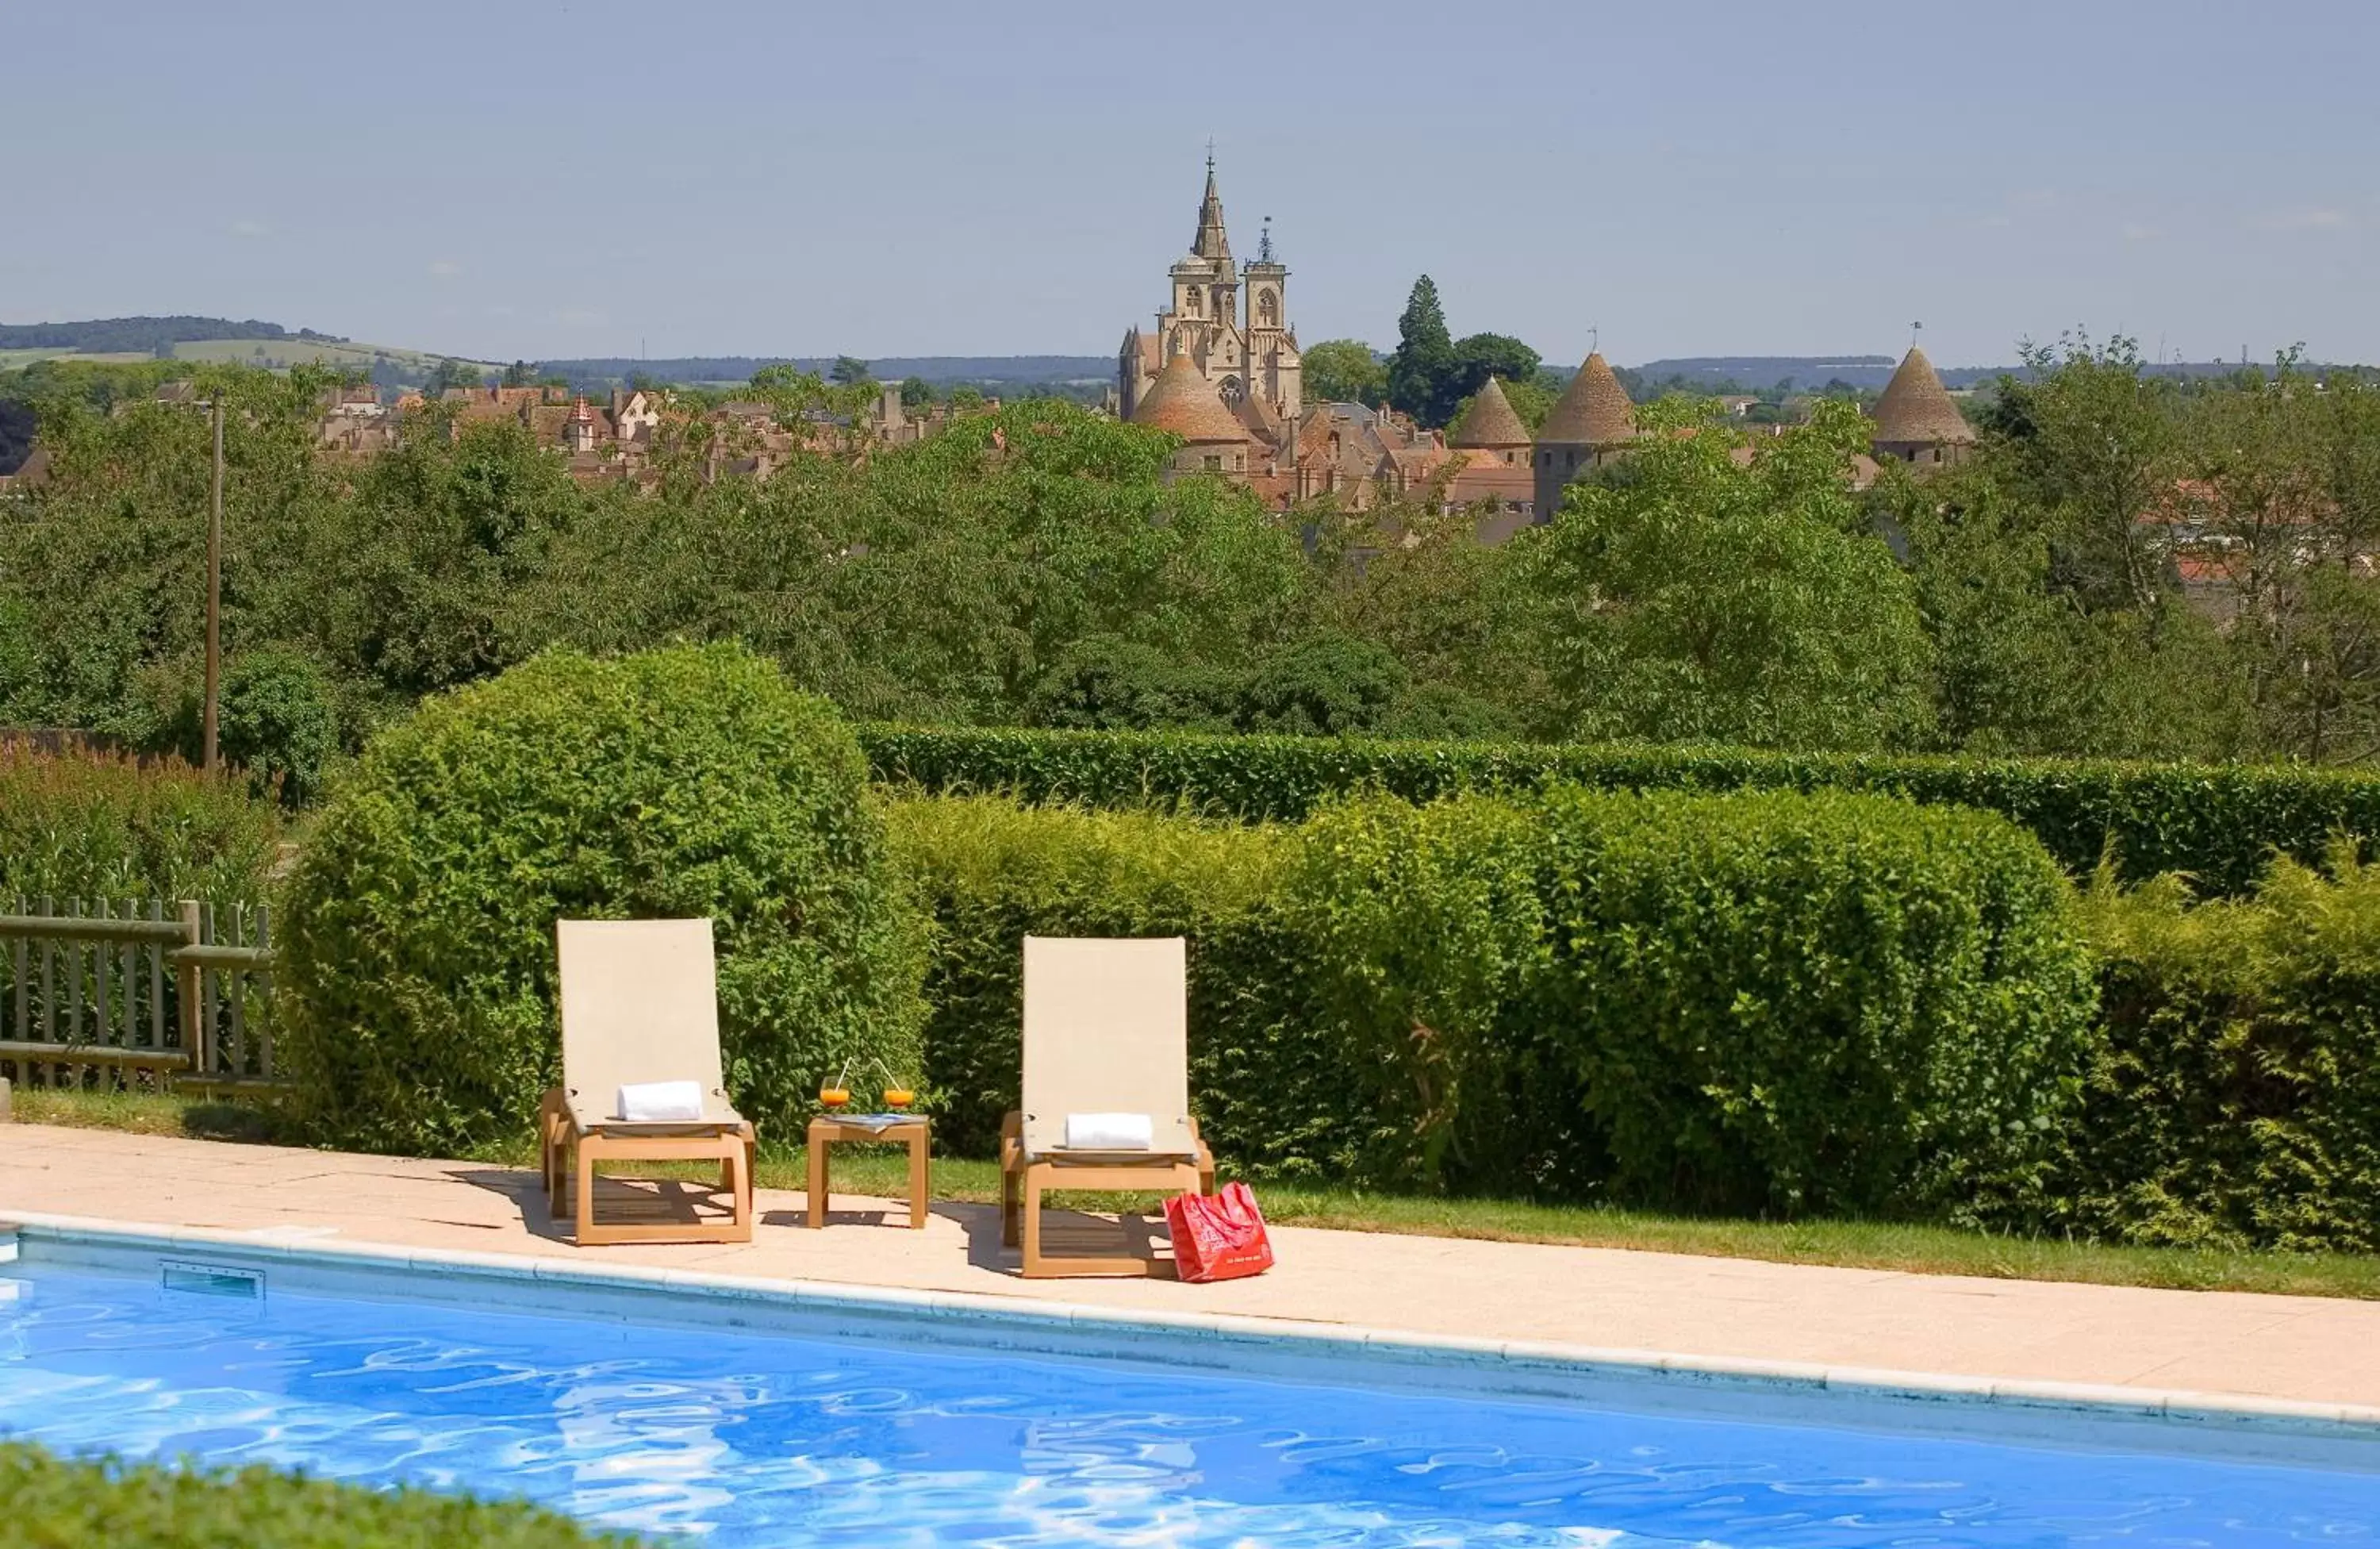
616;1080;704;1123
1065;1112;1153;1151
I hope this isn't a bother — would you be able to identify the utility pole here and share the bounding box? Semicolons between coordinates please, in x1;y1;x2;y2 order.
204;391;223;774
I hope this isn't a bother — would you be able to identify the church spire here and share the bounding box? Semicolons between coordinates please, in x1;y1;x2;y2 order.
1190;148;1231;261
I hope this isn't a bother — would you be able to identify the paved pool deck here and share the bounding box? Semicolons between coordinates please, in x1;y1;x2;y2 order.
5;1122;2378;1416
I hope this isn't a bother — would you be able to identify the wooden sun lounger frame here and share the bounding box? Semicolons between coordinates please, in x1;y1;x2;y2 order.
1000;1109;1215;1278
539;1088;755;1247
539;918;756;1247
998;935;1217;1278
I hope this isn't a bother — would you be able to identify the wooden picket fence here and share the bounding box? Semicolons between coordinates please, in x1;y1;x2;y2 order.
0;897;282;1090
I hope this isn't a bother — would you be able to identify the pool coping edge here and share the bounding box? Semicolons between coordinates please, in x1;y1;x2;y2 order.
4;1212;2374;1440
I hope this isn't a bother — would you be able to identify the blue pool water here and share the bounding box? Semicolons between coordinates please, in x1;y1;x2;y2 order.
2;1262;2376;1547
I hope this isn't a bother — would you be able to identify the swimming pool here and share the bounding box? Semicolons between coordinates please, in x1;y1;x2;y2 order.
2;1231;2376;1546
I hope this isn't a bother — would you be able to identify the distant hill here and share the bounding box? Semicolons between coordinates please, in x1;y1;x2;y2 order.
0;316;347;355
1631;356;2011;391
0;317;503;385
538;355;1115;388
1625;355;2320;391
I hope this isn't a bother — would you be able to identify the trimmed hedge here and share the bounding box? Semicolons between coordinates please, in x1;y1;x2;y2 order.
862;722;2380;894
0;744;278;903
2062;855;2380;1251
1292;789;2097;1217
885;798;1316;1164
892;786;2098;1219
0;1442;642;1547
280;645;925;1152
1537;788;2094;1217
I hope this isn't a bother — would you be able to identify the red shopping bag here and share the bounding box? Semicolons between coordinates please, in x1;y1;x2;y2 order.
1165;1180;1274;1283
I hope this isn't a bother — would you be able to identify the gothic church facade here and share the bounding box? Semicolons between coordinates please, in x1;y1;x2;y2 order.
1117;158;1302;424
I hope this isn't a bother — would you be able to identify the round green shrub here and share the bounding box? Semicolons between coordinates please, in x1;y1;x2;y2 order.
279;644;924;1152
220;648;342;809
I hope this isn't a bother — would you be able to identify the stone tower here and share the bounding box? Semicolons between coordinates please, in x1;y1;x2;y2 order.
1871;345;1977;471
1242;217;1302;419
564;394;601;455
1449;375;1533;459
1533;352;1637;522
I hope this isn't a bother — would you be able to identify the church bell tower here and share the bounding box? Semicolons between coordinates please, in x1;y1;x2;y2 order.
1242;215;1299;419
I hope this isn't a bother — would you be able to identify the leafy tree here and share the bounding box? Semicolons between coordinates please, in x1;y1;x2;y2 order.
1522;399;1935;750
2178;363;2380;761
742;363;879;459
528;402;1310;728
308;413;589;701
1373;682;1521;740
424;358;479;398
218;649;341;806
1386;276;1457;425
1988;332;2181;615
1447;332;1541;409
0;365;344;741
500;359;537;388
0;398;34;472
899;375;934;409
1507;377;1558;432
830;355;873;386
1302;339;1387;406
839;402;1307;720
1028;633;1236;730
1238;632;1407;735
1882;463;2242;759
1308;496;1552;732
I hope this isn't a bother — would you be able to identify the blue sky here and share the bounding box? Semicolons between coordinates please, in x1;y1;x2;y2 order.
9;1;2374;367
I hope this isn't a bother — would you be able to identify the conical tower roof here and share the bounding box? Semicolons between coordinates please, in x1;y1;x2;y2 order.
1871;346;1975;446
1189;158;1231;261
1539;352;1634;445
1132;350;1247;444
1450;375;1533;448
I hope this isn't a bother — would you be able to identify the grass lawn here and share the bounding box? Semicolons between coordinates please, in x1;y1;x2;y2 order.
0;348;150;368
15;1086;2380;1302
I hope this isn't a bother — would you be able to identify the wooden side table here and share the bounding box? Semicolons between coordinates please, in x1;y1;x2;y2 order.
806;1115;931;1228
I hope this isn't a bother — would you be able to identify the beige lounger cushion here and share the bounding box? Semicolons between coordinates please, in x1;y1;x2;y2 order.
555;918;745;1134
1020;935;1196;1162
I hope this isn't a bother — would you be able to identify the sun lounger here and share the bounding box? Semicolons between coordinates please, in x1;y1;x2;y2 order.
1000;936;1216;1277
539;918;754;1246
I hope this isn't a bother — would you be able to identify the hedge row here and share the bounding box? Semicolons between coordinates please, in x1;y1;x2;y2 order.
895;790;2380;1248
0;744;278;904
2063;854;2380;1252
862;723;2380;894
889;788;2096;1220
0;1442;639;1547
